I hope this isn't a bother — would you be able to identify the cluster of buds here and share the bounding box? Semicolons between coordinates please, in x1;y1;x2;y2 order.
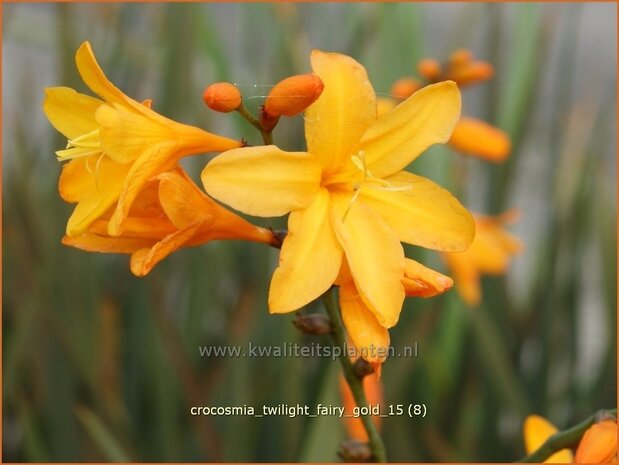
203;73;324;137
419;49;495;87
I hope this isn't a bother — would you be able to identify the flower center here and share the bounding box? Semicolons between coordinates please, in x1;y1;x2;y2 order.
56;129;102;161
339;151;413;221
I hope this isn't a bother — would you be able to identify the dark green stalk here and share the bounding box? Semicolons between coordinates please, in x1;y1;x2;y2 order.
322;287;387;463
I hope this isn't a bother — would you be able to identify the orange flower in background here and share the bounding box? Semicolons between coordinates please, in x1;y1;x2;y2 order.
63;169;275;276
339;373;383;442
449;117;511;162
574;420;618;463
443;210;523;307
202;51;474;368
523;415;574;463
384;49;510;162
43;41;241;238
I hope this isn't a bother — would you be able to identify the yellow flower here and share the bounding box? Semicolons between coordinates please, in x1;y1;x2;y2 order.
523;415;574;463
63;169;275;276
43;41;241;238
574;420;618;463
202;51;474;346
443;210;523;306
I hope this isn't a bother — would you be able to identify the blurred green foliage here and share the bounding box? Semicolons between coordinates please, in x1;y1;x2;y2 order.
3;3;616;462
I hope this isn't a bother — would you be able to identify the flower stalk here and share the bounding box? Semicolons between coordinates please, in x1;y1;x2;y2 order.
517;409;617;463
322;287;387;463
235;102;273;145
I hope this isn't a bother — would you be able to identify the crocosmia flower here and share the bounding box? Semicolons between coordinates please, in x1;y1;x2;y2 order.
43;41;241;237
523;415;574;463
63;169;275;276
202;50;474;363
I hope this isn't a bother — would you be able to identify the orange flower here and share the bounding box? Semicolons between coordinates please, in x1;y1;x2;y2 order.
63;169;275;276
43;42;241;238
444;49;495;87
443;211;523;306
390;77;422;100
339;373;383;442
574;420;618;463
449;117;511;162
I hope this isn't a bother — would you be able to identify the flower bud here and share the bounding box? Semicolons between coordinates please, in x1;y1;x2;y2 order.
203;82;242;113
446;62;495;87
574;420;617;463
263;73;324;118
292;313;332;335
448;117;511;162
338;439;373;462
417;58;442;81
448;48;473;68
390;77;421;99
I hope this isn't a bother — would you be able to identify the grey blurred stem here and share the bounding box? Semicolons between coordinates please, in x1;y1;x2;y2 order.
322;287;387;463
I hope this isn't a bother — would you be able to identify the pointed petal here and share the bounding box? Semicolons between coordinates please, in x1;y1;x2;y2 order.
130;222;204;276
305;50;376;172
340;280;390;366
360;171;475;251
75;41;141;109
108;142;178;236
62;233;154;254
156;171;212;229
96;104;241;164
402;259;453;298
59;158;96;203
331;193;405;328
523;416;574;463
65;157;129;236
361;81;461;178
269;189;343;313
43;87;101;139
202;146;321;217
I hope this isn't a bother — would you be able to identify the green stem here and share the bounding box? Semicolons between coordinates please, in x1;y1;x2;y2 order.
322;287;387;463
516;409;617;463
235;103;273;145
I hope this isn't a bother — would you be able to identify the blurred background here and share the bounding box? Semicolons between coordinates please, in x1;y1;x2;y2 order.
3;2;616;462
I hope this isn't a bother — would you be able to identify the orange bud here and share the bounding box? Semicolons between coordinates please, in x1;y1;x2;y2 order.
449;117;511;162
417;58;442;81
446;62;495;87
263;73;324;118
574;420;618;463
390;77;422;99
203;82;242;113
448;48;473;68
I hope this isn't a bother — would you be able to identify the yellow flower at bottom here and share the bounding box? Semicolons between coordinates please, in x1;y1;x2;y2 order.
443;210;523;306
63;169;275;276
44;41;241;238
523;415;574;463
574;420;618;463
202;50;474;346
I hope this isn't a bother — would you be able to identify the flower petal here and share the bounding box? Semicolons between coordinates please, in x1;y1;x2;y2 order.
269;189;343;313
340;280;390;366
331;193;405;328
305;50;376;172
402;259;453;298
75;41;141;110
130;222;204;277
523;416;573;463
59;158;96;203
157;170;212;229
65;157;129;236
43;87;101;139
360;171;475;252
442;252;481;307
361;81;461;178
108;141;178;236
202;146;321;217
62;233;154;254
